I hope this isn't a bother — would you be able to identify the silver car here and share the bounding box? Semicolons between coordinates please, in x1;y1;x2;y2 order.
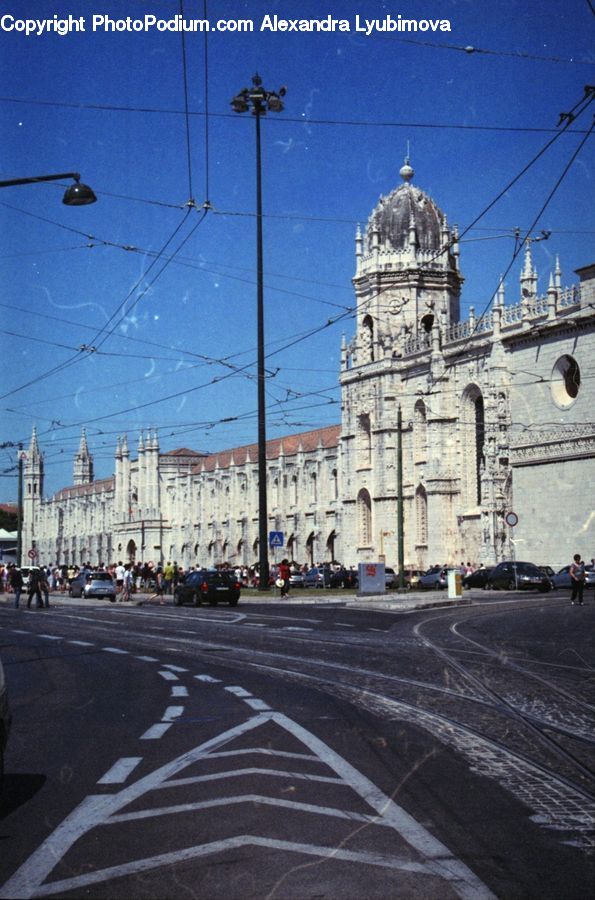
418;566;449;589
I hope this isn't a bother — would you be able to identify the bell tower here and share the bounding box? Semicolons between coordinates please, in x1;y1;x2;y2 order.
352;158;464;362
23;426;44;552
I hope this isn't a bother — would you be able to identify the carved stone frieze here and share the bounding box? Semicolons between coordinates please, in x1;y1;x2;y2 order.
510;426;595;466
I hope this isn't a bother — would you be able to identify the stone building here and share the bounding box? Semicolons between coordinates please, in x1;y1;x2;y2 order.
23;161;595;571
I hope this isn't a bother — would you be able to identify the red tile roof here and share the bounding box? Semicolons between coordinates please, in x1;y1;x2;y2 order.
54;477;115;501
193;425;340;474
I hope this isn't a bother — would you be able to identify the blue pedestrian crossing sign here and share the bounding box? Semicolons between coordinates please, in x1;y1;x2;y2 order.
269;531;284;548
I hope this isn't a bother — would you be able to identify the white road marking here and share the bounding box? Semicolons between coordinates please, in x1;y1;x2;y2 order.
162;706;184;722
1;712;495;900
156;767;344;790
38;635;61;640
140;723;172;740
158;670;178;681
336;623;355;628
194;674;221;683
171;686;188;698
282;626;313;632
68;640;94;646
243;698;271;711
11;629;30;634
97;758;143;785
243;622;267;627
108;793;391;825
101;647;128;655
162;664;188;673
224;686;251;698
135;655;159;662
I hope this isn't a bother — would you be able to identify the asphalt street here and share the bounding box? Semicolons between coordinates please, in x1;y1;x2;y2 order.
0;588;593;898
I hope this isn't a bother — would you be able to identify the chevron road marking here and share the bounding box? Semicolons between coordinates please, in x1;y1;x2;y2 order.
1;710;495;899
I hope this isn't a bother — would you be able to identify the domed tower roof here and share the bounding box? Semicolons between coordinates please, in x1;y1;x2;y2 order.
365;158;447;254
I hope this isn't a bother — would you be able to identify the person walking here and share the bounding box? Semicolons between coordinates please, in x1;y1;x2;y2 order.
8;565;23;609
569;553;586;606
40;570;50;608
27;567;43;609
278;558;291;599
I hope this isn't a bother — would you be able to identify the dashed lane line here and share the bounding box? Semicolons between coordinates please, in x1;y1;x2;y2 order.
158;670;179;681
140;723;173;740
171;686;189;697
243;698;272;711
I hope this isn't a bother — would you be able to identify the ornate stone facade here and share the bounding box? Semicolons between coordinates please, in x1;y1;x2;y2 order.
23;164;595;570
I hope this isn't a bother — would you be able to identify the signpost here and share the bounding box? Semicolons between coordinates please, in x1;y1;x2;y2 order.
505;511;519;587
269;531;284;548
27;548;38;560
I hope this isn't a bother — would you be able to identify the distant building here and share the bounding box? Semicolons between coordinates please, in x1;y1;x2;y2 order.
23;161;594;570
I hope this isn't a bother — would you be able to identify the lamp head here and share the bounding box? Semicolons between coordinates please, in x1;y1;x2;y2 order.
62;179;97;206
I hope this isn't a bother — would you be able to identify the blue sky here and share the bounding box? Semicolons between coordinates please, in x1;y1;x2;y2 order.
1;0;593;499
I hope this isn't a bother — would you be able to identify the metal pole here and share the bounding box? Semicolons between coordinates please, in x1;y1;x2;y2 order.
17;443;23;567
255;109;270;591
397;406;405;590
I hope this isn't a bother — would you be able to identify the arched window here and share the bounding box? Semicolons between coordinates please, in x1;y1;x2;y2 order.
362;315;374;362
331;468;338;500
357;488;372;547
413;399;427;464
461;386;485;507
291;474;298;506
357;413;372;468
415;485;428;546
310;472;317;503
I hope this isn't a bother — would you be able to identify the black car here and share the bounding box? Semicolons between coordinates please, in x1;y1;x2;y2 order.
174;570;241;607
487;561;551;592
328;568;358;589
462;567;493;589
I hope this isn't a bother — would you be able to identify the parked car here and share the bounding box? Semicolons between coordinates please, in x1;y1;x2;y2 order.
69;571;116;602
303;567;329;589
418;566;449;589
462;567;493;589
174;569;241;607
0;653;11;788
487;561;551;592
385;567;397;589
402;569;422;589
288;571;305;589
551;564;595;590
328;568;358;589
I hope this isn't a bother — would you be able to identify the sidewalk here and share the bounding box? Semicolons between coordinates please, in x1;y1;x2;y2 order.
1;588;471;612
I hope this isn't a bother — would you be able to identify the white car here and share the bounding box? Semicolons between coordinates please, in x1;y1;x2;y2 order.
0;654;11;787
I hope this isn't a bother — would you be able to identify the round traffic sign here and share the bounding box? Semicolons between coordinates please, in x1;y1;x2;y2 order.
27;548;38;559
505;511;519;527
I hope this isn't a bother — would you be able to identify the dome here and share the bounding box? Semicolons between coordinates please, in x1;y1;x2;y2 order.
365;162;447;254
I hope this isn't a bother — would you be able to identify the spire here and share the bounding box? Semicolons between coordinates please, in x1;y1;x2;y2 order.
399;151;414;183
115;436;122;459
554;254;562;289
121;434;129;457
138;431;145;453
520;240;537;299
73;427;93;485
28;425;40;458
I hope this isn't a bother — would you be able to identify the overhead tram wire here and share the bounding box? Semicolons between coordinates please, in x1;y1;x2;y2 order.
1;94;593;134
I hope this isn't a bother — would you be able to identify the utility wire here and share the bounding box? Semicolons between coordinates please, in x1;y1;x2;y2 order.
179;0;194;202
1;96;592;134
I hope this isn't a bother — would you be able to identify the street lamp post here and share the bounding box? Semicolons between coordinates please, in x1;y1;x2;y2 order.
231;74;286;592
16;444;25;568
0;172;97;205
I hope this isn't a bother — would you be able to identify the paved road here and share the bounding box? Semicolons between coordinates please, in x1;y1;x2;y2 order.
0;592;593;898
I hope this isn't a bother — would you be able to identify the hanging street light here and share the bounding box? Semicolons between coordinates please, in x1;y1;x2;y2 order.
0;171;97;205
231;74;286;591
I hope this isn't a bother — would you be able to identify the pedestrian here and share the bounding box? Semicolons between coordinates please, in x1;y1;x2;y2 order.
121;564;133;601
40;570;50;608
115;560;125;596
277;558;291;599
148;566;165;604
569;553;586;606
8;564;23;609
27;567;43;609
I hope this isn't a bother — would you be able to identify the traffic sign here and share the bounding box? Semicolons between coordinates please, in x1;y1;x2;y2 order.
505;511;519;527
269;531;284;548
28;548;38;559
